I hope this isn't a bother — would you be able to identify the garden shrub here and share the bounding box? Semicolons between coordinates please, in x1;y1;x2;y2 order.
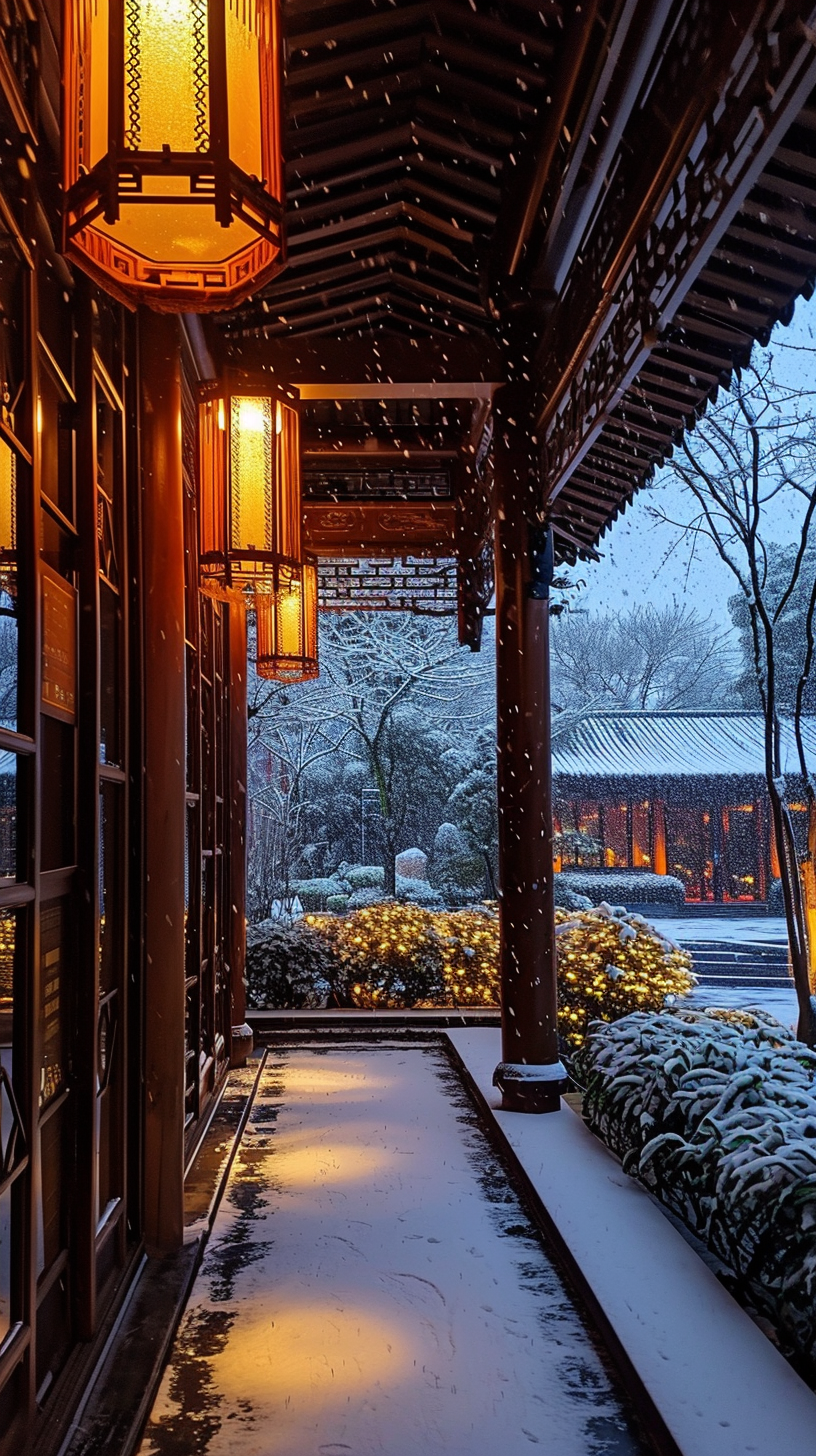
288;876;350;911
428;822;484;893
245;918;344;1008
396;877;444;908
575;1010;816;1377
337;864;385;891
325;894;349;914
347;887;388;910
559;870;686;907
553;874;592;911
299;900;693;1039
307;902;499;1009
555;905;694;1046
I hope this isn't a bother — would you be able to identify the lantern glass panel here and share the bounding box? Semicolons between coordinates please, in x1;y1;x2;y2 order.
276;404;300;560
89;0;110;169
231;396;273;554
199;398;226;563
276;564;303;658
226;1;263;178
96;194;262;266
303;560;317;662
0;439;15;558
125;0;209;155
254;562;318;682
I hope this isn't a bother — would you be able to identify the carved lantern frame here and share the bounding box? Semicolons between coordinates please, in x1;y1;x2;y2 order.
62;0;285;311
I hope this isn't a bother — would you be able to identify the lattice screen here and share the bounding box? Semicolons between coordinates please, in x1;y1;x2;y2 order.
318;557;458;612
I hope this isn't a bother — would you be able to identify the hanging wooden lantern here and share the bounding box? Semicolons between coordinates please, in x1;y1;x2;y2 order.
62;0;285;311
253;558;318;682
198;378;301;593
0;438;16;600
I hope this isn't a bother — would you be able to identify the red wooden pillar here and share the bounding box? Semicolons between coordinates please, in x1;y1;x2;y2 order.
140;312;187;1249
492;381;566;1112
227;602;253;1065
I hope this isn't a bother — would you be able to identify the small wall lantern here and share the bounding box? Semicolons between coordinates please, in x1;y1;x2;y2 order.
198;376;319;681
62;0;285;311
0;438;16;598
254;559;319;682
199;379;301;591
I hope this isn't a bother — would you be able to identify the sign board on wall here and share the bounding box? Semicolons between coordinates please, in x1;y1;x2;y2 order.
42;573;77;721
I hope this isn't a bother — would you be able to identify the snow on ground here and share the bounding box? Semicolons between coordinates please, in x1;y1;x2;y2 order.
644;915;788;945
637;913;797;1026
684;983;799;1031
140;1045;646;1456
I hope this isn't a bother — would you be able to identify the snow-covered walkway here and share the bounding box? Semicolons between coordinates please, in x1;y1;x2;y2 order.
139;1044;646;1456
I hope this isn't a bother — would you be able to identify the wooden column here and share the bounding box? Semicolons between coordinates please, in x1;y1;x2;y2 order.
227;602;252;1065
140;312;186;1249
492;381;566;1113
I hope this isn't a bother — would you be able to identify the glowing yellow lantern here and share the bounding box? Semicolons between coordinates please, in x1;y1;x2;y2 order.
198;379;301;591
62;0;285;310
0;439;16;598
254;559;319;682
198;376;318;679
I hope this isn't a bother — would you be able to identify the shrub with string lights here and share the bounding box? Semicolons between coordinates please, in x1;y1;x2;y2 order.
306;902;499;1009
555;905;694;1047
301;899;693;1042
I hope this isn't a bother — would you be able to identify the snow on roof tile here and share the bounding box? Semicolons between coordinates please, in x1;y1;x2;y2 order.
552;712;816;781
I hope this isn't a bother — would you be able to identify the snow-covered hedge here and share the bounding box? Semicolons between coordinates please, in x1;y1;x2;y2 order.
553;875;592;911
246;901;692;1026
575;1010;816;1375
326;894;349;914
246;919;343;1008
337;864;384;891
396;878;444;907
345;879;444;911
288;876;350;910
559;870;686;907
307;902;499;1009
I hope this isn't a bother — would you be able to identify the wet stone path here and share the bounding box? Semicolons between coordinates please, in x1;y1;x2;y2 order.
139;1045;648;1456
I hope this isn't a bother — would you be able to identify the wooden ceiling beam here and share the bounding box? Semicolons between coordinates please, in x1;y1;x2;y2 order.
288;36;423;91
286;124;413;182
425;32;547;91
282;223;462;274
302;443;459;458
412;110;512;161
291;199;475;250
287;0;431;53
224;332;503;386
300;383;495;401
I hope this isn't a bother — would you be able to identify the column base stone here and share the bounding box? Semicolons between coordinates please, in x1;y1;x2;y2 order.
493;1060;568;1114
231;1022;254;1067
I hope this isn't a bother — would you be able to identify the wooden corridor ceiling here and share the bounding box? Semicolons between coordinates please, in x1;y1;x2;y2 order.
219;0;816;566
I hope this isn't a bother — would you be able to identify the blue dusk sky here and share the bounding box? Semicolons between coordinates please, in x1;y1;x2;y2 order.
570;305;816;634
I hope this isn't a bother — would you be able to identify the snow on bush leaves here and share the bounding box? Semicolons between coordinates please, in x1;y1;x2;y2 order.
559;870;686;906
575;1010;816;1377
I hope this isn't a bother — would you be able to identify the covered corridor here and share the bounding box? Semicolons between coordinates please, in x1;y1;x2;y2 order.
5;0;816;1449
139;1041;644;1455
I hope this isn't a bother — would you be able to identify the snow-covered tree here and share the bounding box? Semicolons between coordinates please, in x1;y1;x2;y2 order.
729;543;816;712
248;611;494;897
659;359;816;1042
550;601;734;712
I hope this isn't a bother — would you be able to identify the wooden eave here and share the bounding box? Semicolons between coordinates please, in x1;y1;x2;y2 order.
216;0;816;569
